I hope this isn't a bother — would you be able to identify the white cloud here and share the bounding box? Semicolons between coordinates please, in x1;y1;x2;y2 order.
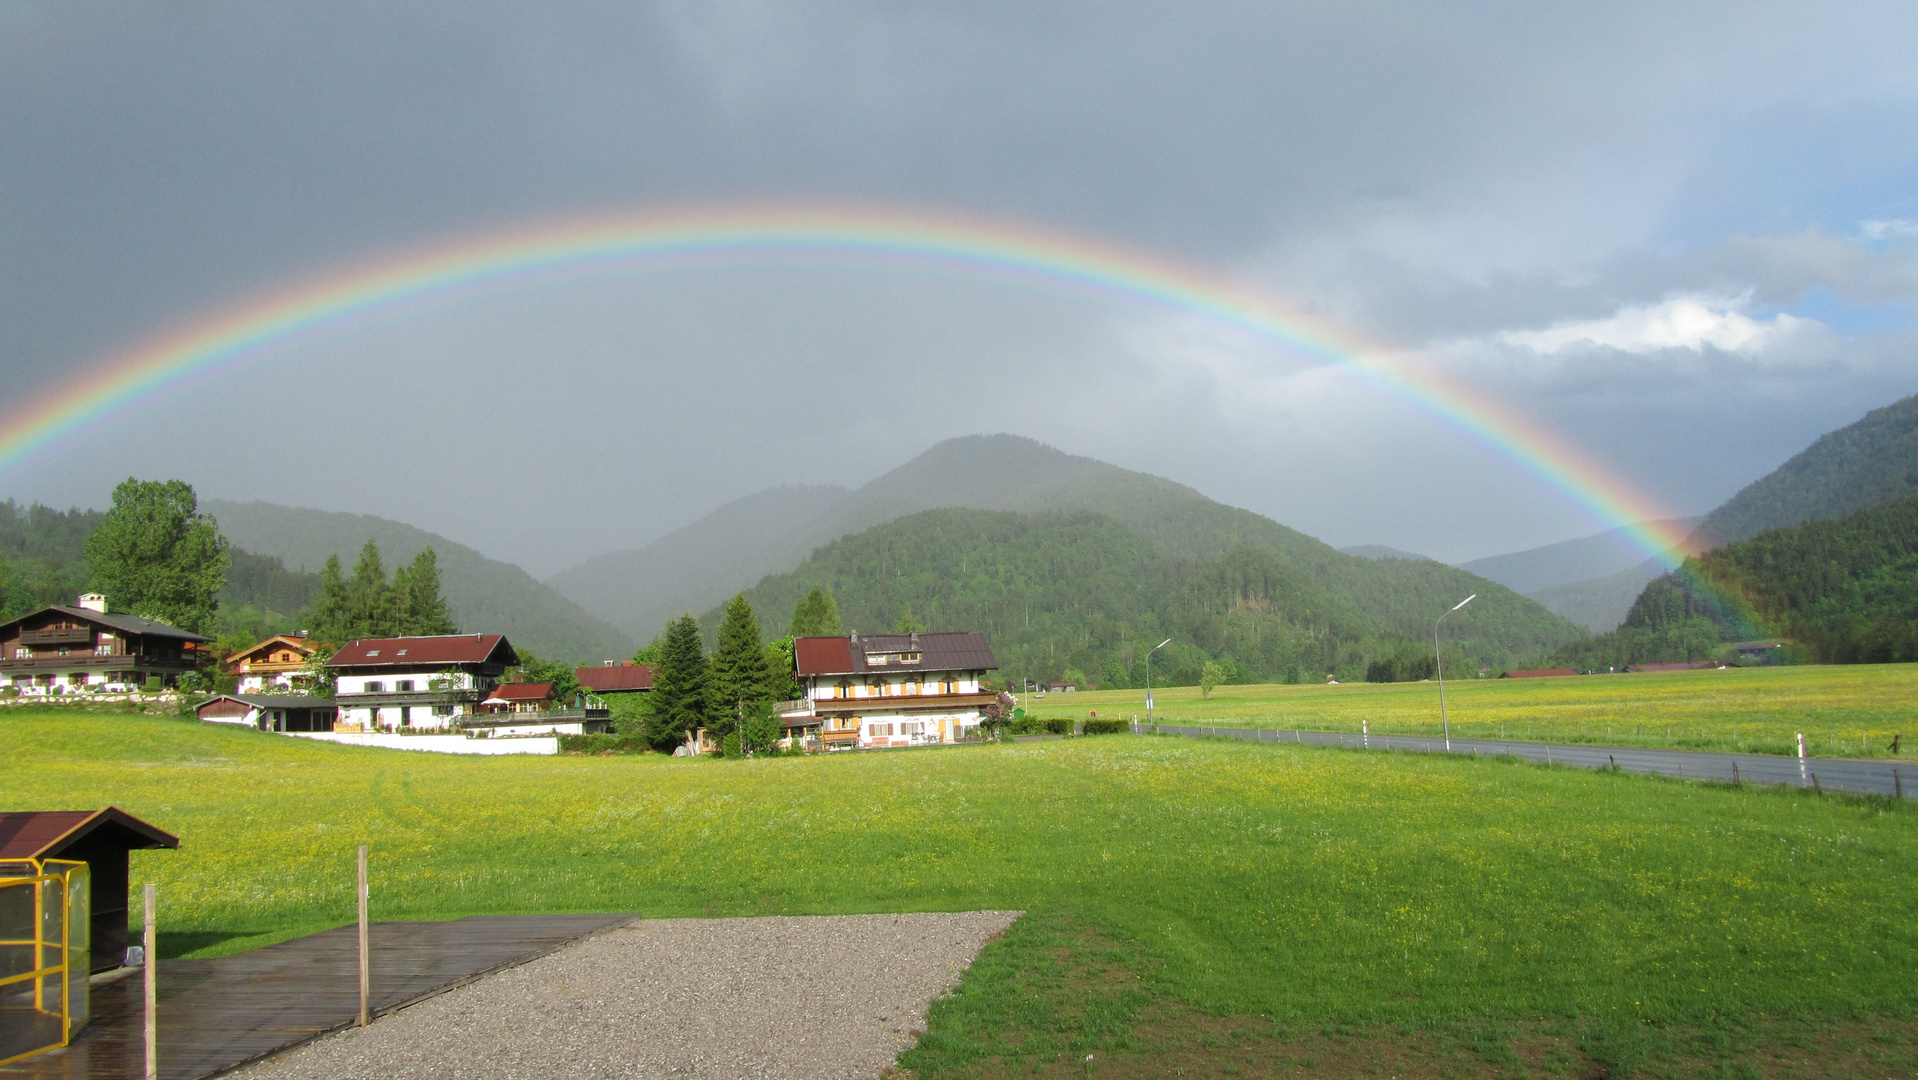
1495;295;1814;354
1860;219;1918;241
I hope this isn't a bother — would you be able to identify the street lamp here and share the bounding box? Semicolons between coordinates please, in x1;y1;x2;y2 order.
1144;638;1171;730
1437;594;1476;751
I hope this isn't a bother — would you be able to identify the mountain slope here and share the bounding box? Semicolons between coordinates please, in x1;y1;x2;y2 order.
717;507;1584;687
1341;545;1430;561
554;434;1584;649
205;500;631;660
1695;392;1918;546
1459;519;1697;596
1526;560;1664;632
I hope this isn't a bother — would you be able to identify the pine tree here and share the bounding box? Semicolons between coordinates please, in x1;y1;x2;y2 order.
893;604;926;634
789;586;842;636
310;554;351;644
82;478;230;634
647;614;714;751
392;548;457;635
713;593;775;739
343;540;396;639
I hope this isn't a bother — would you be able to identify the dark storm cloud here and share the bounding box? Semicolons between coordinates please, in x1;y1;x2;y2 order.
4;1;1918;567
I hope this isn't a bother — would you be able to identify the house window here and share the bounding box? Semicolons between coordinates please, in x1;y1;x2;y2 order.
870;723;892;737
95;645;113;656
13;648;27;659
364;681;385;693
395;680;415;692
835;679;851;699
902;651;922;663
903;721;922;735
433;705;454;717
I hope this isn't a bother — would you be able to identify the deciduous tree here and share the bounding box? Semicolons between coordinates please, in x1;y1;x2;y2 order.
83;478;229;634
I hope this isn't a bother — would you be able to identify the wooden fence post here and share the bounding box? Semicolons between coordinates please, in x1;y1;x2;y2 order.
143;882;156;1080
357;846;369;1028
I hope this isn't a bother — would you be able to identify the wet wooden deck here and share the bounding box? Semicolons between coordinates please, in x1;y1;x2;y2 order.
2;914;633;1080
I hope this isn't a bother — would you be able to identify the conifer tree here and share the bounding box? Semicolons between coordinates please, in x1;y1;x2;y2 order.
713;593;776;740
343;540;396;639
310;554;351;644
789;586;842;636
647;614;714;750
893;604;926;634
392;548;457;635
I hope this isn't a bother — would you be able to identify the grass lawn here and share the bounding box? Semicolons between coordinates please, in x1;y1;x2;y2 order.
5;712;1916;1078
1027;663;1918;760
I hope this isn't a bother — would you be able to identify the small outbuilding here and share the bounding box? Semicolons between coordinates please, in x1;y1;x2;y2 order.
0;808;178;971
197;693;338;732
576;662;655;695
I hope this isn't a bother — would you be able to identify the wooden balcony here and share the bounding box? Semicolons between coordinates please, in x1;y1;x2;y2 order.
804;692;997;714
0;654;183;673
335;689;483;708
19;628;93;646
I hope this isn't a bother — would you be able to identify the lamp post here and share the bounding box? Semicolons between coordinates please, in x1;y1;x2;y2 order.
1144;638;1171;729
1436;594;1476;751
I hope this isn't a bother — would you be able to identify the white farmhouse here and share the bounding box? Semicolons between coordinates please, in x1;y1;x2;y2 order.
782;631;999;750
325;633;518;732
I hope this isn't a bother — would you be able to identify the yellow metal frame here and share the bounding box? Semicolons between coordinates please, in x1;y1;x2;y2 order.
0;857;89;1066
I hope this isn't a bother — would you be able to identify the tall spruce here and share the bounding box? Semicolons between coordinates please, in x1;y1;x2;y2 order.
648;614;713;750
310;554;351;644
343;540;395;639
789;586;842;636
392;548;457;635
713;593;776;734
83;478;229;634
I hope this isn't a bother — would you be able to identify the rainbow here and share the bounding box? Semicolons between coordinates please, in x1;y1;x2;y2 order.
2;202;1696;567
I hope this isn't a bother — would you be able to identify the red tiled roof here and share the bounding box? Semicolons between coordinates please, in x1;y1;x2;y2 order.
489;682;552;701
1500;668;1577;679
0;807;179;861
794;636;855;676
794;632;997;676
325;634;517;669
577;664;655;692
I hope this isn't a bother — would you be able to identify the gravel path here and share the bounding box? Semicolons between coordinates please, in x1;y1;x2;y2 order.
233;911;1021;1080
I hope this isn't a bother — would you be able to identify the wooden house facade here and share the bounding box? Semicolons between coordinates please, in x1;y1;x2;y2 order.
0;594;209;695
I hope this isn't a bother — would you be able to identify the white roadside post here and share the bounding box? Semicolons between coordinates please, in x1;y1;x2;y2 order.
1436;595;1476;752
1797;733;1807;785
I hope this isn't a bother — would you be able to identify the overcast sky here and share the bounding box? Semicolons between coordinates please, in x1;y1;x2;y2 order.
4;1;1918;574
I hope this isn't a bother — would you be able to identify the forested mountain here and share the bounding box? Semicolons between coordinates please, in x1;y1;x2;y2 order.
714;507;1586;689
561;435;1591;656
1694;392;1918;546
204;500;632;659
1558;493;1918;668
1340;545;1430;560
0;499;319;643
1459;518;1697;596
1525;560;1665;632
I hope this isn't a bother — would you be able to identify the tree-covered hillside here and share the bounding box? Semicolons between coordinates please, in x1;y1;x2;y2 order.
717;508;1585;688
1695;392;1918;545
1559;493;1918;667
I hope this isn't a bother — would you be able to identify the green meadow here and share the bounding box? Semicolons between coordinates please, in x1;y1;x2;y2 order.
5;712;1916;1078
1029;662;1918;760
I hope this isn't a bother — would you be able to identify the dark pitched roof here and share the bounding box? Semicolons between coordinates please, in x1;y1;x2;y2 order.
201;694;337;709
794;632;997;677
0;604;211;643
0;807;179;861
577;664;655;692
325;634;518;669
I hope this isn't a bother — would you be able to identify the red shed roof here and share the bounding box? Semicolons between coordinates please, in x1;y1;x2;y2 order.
488;682;553;702
577;664;655;692
0;807;178;861
325;634;517;669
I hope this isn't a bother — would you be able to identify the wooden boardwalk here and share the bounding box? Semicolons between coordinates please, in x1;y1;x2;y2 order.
2;914;633;1080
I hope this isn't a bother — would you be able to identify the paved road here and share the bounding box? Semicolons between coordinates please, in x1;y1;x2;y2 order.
1135;721;1915;798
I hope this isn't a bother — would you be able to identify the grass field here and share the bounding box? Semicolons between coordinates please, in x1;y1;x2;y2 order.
1026;663;1918;760
5;713;1916;1078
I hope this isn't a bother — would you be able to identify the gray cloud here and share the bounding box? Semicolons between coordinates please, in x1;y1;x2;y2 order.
4;1;1918;569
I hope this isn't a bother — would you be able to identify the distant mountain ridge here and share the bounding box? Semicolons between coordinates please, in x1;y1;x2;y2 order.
716;507;1584;687
205;500;632;660
1458;519;1697;597
554;434;1585;653
1694;392;1918;546
1340;545;1430;561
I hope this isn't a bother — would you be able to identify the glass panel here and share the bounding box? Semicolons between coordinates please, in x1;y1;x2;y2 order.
63;864;88;1031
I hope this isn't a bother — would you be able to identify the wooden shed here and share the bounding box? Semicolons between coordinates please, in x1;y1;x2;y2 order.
0;808;178;972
